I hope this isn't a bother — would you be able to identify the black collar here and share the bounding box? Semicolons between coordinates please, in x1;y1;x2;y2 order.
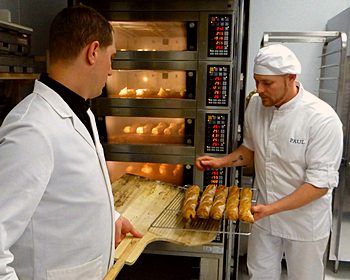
39;73;90;113
39;73;95;142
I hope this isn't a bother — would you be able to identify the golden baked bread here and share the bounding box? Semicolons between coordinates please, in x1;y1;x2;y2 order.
197;184;217;219
118;87;135;97
238;187;254;223
182;184;200;220
210;185;229;220
225;186;240;221
157;87;171;97
151;122;168;135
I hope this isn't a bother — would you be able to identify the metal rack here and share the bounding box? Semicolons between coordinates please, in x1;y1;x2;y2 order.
260;31;349;273
149;188;254;235
261;31;345;45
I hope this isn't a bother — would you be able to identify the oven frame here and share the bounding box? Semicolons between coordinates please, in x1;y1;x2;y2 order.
83;0;247;279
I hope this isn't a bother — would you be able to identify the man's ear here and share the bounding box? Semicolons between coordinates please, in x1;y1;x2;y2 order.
288;74;297;81
87;41;100;65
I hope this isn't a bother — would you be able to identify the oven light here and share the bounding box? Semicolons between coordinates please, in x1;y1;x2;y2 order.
143;77;148;82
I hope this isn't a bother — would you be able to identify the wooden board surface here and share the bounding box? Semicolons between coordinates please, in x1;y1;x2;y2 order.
104;173;218;279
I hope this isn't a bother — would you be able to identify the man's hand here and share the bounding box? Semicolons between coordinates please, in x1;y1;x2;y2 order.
251;204;272;222
115;216;143;247
195;156;222;171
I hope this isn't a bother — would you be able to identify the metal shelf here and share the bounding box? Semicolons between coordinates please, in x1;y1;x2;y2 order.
0;73;38;80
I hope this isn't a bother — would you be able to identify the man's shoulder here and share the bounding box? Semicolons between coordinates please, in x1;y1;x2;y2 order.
302;90;337;114
300;90;342;130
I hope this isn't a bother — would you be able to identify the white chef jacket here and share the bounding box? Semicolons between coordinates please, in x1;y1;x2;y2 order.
0;80;119;279
243;81;343;241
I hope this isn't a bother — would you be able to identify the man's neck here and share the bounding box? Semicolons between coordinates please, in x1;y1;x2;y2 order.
48;62;88;100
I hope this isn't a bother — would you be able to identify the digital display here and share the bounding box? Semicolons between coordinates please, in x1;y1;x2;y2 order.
205;113;227;153
208;15;232;57
207;65;230;106
203;168;226;187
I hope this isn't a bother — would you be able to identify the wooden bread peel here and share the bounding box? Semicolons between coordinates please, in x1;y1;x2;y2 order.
104;174;219;280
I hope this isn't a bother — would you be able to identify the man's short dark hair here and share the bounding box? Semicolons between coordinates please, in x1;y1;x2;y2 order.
49;5;113;63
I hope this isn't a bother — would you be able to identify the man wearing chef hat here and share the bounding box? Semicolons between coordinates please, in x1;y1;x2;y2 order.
196;44;343;279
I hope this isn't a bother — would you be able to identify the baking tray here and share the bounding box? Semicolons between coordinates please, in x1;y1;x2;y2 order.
149;186;257;236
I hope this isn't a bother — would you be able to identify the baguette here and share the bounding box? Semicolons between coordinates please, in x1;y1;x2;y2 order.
238;187;254;223
197;184;217;219
182;184;200;220
225;186;240;221
210;185;229;220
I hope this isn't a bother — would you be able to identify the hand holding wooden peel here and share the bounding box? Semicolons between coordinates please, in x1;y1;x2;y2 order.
115;216;143;247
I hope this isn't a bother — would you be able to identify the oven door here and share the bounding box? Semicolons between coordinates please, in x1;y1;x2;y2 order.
107;12;234;61
106;60;196;100
108;12;198;61
92;107;196;185
81;1;235;61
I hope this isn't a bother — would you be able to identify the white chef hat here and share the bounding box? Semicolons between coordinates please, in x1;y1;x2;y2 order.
253;44;301;75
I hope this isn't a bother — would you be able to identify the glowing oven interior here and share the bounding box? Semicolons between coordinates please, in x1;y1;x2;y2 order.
111;21;187;51
106;69;187;99
106;116;185;145
107;161;184;185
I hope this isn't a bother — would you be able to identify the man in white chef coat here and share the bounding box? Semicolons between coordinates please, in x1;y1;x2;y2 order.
0;5;142;280
196;44;343;280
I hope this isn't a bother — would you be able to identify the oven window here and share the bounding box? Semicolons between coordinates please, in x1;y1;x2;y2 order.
106;69;186;99
107;161;184;185
111;21;187;51
106;116;186;145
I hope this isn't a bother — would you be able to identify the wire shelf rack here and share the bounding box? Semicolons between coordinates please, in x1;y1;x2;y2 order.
149;188;255;236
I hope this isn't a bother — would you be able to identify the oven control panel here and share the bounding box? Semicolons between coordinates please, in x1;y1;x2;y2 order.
205;113;228;154
203;168;226;186
208;15;232;57
206;65;230;106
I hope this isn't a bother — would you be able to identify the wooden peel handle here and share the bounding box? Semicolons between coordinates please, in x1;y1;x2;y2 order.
103;236;135;280
104;259;125;280
103;233;156;279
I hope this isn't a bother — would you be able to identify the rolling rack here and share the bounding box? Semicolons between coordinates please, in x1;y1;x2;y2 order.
260;31;349;274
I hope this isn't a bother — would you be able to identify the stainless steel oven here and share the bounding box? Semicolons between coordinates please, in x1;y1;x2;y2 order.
81;1;247;279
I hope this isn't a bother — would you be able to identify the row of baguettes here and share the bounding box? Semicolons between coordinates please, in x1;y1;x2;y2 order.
118;87;185;98
182;185;254;223
123;122;185;135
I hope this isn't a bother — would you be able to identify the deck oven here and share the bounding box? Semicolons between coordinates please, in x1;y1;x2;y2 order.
80;1;247;279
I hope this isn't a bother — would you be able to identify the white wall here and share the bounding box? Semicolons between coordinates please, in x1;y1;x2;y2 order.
246;0;350;96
